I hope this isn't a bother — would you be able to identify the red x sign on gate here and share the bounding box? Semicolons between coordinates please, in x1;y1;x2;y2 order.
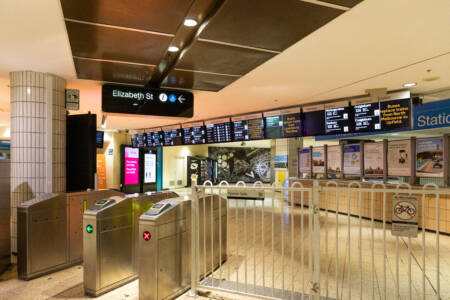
143;231;151;241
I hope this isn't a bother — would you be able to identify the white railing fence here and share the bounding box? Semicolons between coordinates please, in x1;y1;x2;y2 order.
188;180;448;300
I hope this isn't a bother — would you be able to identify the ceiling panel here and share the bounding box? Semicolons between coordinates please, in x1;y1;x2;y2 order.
74;58;154;85
60;0;194;34
200;0;345;51
66;21;172;65
176;41;276;76
162;69;240;92
319;0;363;8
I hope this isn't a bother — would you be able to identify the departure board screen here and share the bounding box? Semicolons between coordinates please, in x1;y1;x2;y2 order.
303;106;325;136
182;122;206;145
162;127;183;146
134;133;146;147
353;101;381;132
131;134;138;148
232;113;264;141
265;115;283;139
325;103;351;135
282;111;302;137
205;121;232;143
380;98;410;131
146;131;163;147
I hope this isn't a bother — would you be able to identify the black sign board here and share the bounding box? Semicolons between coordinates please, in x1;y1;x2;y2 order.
182;122;206;145
162;126;183;146
303;105;325;137
232;113;264;141
325;102;351;135
205;118;232;143
102;83;193;118
282;108;302;137
380;98;410;130
353;101;381;132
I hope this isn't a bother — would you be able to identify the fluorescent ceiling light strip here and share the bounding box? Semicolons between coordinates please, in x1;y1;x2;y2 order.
73;56;156;68
197;38;281;54
173;68;241;77
64;18;174;37
299;0;350;11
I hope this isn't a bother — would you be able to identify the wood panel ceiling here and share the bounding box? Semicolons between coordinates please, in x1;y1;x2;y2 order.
61;0;362;91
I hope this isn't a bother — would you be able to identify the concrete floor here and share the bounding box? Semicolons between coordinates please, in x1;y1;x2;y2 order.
0;195;449;300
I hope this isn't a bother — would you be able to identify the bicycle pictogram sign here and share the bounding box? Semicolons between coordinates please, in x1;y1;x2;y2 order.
393;200;417;221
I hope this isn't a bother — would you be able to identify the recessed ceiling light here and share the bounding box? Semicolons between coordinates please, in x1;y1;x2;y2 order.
168;46;180;53
184;18;198;27
403;82;417;87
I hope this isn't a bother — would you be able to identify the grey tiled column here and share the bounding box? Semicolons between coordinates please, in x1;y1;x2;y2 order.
9;71;66;263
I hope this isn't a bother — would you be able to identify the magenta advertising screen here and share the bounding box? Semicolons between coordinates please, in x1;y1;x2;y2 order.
124;147;139;185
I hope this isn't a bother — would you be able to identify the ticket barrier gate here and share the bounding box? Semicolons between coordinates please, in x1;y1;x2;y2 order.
17;189;123;280
139;194;227;300
83;191;178;296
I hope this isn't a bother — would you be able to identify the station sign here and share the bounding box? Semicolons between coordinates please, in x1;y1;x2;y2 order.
414;98;450;130
102;84;193;118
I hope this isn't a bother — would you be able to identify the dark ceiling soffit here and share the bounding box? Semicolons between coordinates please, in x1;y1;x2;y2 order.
146;0;227;88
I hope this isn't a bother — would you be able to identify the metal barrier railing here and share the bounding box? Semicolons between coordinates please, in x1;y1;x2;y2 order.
189;179;449;300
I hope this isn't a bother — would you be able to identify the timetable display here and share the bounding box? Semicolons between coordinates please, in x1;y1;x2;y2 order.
353;101;381;132
135;133;146;148
146;130;163;147
232;113;264;141
325;102;350;135
162;125;182;146
182;122;206;145
205;118;232;143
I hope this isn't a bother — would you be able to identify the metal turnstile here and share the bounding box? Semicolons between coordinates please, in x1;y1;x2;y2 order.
83;191;178;296
139;194;227;300
17;189;123;280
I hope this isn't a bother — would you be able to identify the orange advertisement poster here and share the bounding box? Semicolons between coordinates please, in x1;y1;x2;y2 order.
96;154;107;189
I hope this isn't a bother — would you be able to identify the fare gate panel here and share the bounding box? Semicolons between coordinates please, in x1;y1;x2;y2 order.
17;189;123;280
83;191;178;296
139;194;227;300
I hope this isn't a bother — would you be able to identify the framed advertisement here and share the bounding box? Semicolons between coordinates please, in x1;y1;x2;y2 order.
388;140;411;176
312;146;325;174
343;144;361;175
364;142;384;176
327;145;342;178
298;148;311;174
416;137;444;178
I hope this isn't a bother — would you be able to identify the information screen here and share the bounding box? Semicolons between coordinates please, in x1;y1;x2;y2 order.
163;129;183;146
134;133;146;147
232;113;264;141
380;98;410;131
96;131;104;148
265;115;283;139
146;131;163;147
325;103;351;135
303;107;325;137
353;101;381;132
144;152;156;183
282;112;302;137
131;134;138;148
182;122;206;145
205;118;232;143
124;147;139;185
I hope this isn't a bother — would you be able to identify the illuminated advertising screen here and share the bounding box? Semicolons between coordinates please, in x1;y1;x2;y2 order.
144;152;156;183
124;147;139;185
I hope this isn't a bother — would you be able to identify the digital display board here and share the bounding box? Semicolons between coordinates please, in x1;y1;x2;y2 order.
205;118;232;143
96;131;104;148
232;113;264;141
102;83;193;117
135;133;146;148
131;134;138;148
124;147;139;185
162;125;182;146
264;110;283;139
353;98;381;132
144;151;156;183
302;105;325;137
281;108;302;137
379;98;410;131
182;122;206;145
145;129;163;147
324;101;351;135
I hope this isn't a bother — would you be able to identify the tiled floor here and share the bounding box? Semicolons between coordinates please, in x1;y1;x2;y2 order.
0;194;449;300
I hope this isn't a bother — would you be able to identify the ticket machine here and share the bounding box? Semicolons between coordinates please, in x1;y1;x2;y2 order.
83;191;178;296
139;194;227;300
